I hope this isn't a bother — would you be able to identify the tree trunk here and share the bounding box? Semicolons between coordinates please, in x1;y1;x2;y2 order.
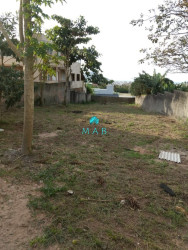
22;56;34;154
40;71;47;106
64;69;70;106
22;0;34;154
1;54;3;66
0;90;2;120
40;82;44;106
0;54;3;119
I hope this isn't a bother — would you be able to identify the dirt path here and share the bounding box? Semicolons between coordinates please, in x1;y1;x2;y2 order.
0;175;42;250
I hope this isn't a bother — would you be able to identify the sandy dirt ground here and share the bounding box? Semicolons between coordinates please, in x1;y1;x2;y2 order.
0;173;43;250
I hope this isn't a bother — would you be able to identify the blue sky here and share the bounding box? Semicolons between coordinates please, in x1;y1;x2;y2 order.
1;0;188;83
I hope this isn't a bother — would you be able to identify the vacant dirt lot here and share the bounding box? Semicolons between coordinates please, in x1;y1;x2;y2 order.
0;103;188;249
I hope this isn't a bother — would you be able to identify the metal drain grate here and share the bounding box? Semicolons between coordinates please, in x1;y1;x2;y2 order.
159;151;181;163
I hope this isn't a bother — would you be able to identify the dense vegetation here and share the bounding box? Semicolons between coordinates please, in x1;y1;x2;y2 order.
86;83;94;94
114;84;130;93
175;82;188;92
0;66;24;114
130;71;188;96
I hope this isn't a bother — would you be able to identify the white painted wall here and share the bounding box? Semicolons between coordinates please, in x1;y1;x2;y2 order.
93;84;114;95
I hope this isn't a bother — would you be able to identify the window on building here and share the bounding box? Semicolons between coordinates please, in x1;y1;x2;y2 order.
77;74;80;81
62;71;66;81
71;73;75;81
47;74;51;81
52;75;56;81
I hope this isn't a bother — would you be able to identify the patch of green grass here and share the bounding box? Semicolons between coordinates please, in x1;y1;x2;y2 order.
106;230;135;247
30;225;64;248
0;167;31;180
123;149;154;160
69;153;77;160
137;217;171;247
147;204;186;227
163;209;186;227
148;160;168;175
32;161;65;183
46;117;52;122
0;119;9;125
147;202;160;215
136;138;157;146
40;184;67;197
28;196;56;212
127;122;135;127
30;236;47;247
0;168;9;177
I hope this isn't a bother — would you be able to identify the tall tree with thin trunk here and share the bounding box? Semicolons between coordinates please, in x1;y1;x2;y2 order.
46;15;100;105
0;0;65;154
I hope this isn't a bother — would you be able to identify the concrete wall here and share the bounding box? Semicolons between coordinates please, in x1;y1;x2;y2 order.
135;90;188;119
35;82;66;105
34;82;89;105
70;81;84;89
70;91;91;104
70;91;85;104
91;95;135;104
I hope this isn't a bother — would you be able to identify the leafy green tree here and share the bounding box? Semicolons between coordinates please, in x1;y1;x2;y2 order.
114;84;129;93
0;0;65;154
0;13;20;67
88;72;113;86
131;0;188;73
0;13;22;118
130;71;153;96
46;15;101;105
79;46;102;82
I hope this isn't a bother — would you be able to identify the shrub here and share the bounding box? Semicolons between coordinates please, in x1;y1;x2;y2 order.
175;82;188;92
86;83;94;94
114;84;130;93
130;70;175;96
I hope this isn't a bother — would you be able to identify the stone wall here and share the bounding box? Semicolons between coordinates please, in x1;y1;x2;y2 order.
135;90;188;119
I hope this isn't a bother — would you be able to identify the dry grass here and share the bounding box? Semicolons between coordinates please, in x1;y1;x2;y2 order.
0;103;188;249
